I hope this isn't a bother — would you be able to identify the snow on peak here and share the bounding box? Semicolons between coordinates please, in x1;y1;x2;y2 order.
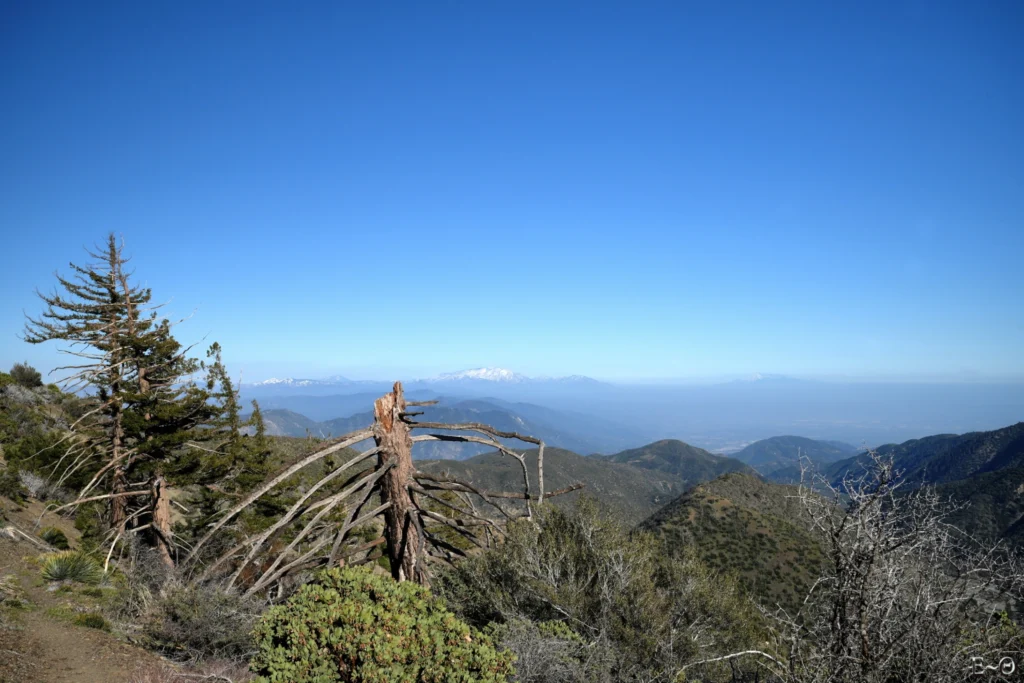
739;373;793;383
433;368;529;383
428;368;600;384
250;376;350;387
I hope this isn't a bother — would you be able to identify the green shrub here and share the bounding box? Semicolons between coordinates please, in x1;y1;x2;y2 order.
39;526;70;549
0;466;28;503
73;612;109;630
73;503;105;551
40;550;103;585
436;498;765;682
0;372;12;388
5;431;83;492
10;362;43;388
251;566;514;683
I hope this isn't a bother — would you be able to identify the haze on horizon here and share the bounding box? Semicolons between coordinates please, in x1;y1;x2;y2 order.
2;3;1023;385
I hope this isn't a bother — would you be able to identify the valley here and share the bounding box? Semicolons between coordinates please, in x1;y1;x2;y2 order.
247;379;1024;557
242;369;1024;455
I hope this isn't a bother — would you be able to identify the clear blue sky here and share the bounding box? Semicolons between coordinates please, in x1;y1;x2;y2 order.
2;1;1022;382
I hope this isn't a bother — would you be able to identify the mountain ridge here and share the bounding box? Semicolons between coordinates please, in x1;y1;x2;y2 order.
418;446;687;523
824;422;1024;550
640;472;824;613
734;435;858;483
827;422;1024;486
251;399;640;459
602;439;756;486
246;367;605;388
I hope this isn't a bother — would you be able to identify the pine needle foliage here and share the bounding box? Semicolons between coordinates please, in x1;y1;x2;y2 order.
22;234;255;567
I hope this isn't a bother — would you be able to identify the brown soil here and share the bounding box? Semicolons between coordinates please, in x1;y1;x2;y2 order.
0;497;169;683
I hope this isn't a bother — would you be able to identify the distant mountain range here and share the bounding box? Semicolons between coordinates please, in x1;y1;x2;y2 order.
240;367;1024;454
635;421;1024;613
732;435;859;483
252;397;649;458
827;422;1024;486
249;375;358;388
418;439;754;523
246;367;605;391
429;368;603;385
823;422;1024;548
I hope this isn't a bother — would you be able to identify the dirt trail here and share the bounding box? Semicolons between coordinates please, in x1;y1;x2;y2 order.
1;498;166;683
1;609;162;683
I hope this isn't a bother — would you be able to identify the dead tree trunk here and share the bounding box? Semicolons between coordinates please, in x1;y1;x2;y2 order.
185;381;583;595
374;382;427;585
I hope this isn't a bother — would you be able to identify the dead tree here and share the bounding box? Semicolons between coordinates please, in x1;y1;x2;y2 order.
183;381;583;592
374;383;424;583
688;451;1024;683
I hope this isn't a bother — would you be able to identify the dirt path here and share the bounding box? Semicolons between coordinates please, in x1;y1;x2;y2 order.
1;609;164;683
1;499;167;683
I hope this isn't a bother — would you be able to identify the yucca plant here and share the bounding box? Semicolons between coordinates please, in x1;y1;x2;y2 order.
40;550;103;585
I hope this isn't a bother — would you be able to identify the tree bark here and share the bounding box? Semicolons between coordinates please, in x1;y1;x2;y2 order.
374;382;427;585
150;475;174;567
110;463;128;534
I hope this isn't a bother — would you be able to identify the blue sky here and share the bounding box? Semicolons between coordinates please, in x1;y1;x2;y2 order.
2;1;1022;382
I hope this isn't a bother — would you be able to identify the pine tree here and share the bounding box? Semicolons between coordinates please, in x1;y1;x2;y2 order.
24;234;222;566
170;343;274;566
194;342;270;493
24;234;152;532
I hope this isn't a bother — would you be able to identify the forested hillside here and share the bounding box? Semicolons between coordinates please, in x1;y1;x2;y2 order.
734;435;857;482
641;473;825;613
602;439;755;484
825;423;1024;550
827;422;1024;486
419;446;687;523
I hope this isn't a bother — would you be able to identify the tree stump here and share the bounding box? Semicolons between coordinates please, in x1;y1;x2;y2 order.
374;382;428;585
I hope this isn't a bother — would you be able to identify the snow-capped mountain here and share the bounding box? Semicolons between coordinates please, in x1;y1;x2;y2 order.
250;376;352;388
430;368;530;383
242;369;605;401
735;373;802;383
424;368;605;384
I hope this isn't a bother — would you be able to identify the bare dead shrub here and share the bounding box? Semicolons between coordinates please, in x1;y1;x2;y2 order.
126;660;252;683
142;581;264;663
691;451;1024;683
